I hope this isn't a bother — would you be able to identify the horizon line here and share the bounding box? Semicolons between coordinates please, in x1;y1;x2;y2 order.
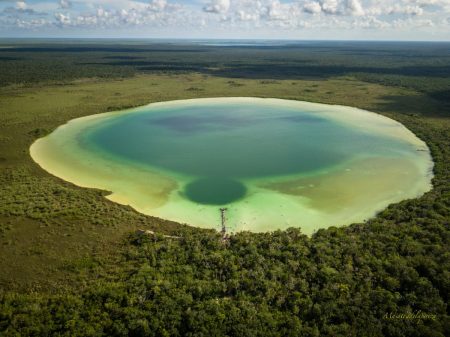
1;37;450;43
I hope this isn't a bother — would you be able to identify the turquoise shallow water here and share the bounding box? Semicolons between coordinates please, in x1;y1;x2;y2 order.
30;98;433;233
82;102;413;205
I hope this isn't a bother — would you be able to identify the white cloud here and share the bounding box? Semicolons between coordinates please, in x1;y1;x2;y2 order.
321;0;339;14
2;1;48;16
408;0;448;5
356;15;390;28
0;0;448;39
303;1;322;14
148;0;167;12
58;0;71;9
13;17;49;28
267;0;290;20
16;1;26;10
54;11;70;25
203;0;230;14
346;0;364;15
364;1;426;16
388;4;424;15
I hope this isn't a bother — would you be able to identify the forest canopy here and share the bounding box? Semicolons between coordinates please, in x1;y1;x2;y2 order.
0;40;449;337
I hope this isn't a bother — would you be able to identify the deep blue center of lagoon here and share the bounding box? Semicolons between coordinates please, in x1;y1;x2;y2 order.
83;102;410;205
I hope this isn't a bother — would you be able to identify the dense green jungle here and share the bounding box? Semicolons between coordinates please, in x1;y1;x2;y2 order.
0;40;449;336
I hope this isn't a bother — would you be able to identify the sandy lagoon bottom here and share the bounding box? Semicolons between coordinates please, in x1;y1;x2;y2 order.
30;98;433;234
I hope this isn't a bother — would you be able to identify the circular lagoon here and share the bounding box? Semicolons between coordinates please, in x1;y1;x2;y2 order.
30;98;433;234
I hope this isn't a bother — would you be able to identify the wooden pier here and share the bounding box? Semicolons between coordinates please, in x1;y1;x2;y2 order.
220;207;227;234
219;208;230;244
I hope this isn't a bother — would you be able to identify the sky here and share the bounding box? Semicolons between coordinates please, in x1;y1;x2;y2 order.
0;0;449;40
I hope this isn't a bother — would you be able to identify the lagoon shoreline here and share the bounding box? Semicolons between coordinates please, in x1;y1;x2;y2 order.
30;97;434;235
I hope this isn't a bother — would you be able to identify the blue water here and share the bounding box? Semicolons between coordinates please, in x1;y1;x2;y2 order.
82;101;412;205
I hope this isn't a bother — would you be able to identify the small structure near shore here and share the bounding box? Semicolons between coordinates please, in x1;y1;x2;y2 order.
220;208;230;244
